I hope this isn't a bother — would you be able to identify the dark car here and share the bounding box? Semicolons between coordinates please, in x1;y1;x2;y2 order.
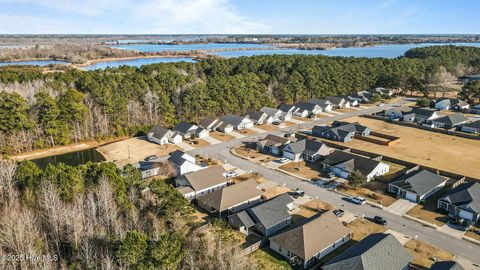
373;216;387;225
333;209;345;217
144;155;158;161
291;189;305;198
272;121;281;126
450;218;471;231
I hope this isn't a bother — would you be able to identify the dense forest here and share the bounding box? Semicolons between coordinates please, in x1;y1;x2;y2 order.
0;159;252;269
1;45;480;154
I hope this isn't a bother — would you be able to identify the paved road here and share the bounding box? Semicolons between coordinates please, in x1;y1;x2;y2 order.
188;101;480;266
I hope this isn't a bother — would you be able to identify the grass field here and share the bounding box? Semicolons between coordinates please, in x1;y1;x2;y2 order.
333;116;480;179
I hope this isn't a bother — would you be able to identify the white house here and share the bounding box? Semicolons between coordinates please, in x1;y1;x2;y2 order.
461;121;480;133
431;113;469;129
147;125;182;145
174;121;200;139
175;165;231;200
195;127;209;138
388;169;447;203
294;102;322;116
168;150;201;176
309;98;334;112
433;98;470;111
220;114;254;130
260;107;283;122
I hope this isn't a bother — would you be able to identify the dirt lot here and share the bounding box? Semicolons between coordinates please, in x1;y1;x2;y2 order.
239;128;258;136
232;173;265;184
183;138;210;148
406;197;449;227
334;116;480;179
283;121;297;126
346;218;388;241
263;185;292;200
405;239;454;269
291;199;334;223
210;131;235;142
465;224;480;241
258;124;278;131
233;146;264;159
97;137;180;166
339;182;397;207
278;161;326;180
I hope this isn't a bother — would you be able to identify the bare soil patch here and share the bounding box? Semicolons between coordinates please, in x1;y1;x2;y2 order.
338;183;397;207
263;185;292;200
239;128;258;136
291;199;334;223
257;124;278;131
346;218;388;241
334;116;480;179
404;239;454;269
184;138;210;148
406;197;449;227
97;137;180;166
278;161;326;180
283;121;297;126
210;132;235;142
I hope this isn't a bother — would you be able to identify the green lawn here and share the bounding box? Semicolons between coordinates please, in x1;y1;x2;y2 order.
250;247;293;270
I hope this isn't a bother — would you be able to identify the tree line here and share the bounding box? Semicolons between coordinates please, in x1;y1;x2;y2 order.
0;160;252;269
1;45;480;154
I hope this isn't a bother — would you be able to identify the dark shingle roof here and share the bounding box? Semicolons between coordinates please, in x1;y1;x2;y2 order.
309;98;333;107
440;182;480;214
322;233;412;270
325;96;346;105
390;169;446;196
246;110;267;121
229;211;255;228
462;120;480;129
411;107;438;118
260;107;282;116
285;139;328;155
321;150;382;176
148;125;171;139
279;104;296;113
248;193;293;229
174;121;197;134
293;102;319;112
429;261;465;270
433;114;468;125
199;117;218;129
220;114;247;126
168;150;192;166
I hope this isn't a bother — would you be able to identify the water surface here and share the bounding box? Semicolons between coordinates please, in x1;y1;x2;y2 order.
83;57;195;70
31;148;105;169
111;43;273;52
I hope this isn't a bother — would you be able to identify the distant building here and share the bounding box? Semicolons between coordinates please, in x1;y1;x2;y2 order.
460;120;480;133
256;134;296;155
459;74;480;84
431;114;469;129
312;121;370;142
432;98;470;111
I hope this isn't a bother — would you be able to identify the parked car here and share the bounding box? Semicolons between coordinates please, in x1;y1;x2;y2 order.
373;216;387;225
333;209;345;217
278;157;289;163
272;121;281;126
292;189;305;198
346;196;366;205
450;218;471;231
225;171;238;178
144;155;158;161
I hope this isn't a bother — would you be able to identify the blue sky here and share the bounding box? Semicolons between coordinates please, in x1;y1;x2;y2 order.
0;0;479;34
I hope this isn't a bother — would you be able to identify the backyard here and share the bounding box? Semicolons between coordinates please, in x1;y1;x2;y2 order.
332;116;480;179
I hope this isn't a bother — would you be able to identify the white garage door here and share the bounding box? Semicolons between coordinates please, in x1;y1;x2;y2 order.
405;192;418;202
459;210;474;221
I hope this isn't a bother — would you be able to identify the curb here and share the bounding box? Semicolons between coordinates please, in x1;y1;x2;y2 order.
403;214;438;229
461;235;480;246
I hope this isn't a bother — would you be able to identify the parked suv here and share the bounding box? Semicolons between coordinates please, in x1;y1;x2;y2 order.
373;216;387;225
144;155;158;162
347;196;366;205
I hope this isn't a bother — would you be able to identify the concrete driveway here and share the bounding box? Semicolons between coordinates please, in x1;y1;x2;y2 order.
288;118;305;124
176;141;195;151
438;222;467;239
229;131;246;139
385;199;417;216
202;136;222;145
248;126;266;133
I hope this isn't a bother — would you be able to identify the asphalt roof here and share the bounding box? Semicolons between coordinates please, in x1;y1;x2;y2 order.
429;261;465;270
285;139;328;155
309;98;333;107
294;101;319;112
269;212;352;262
410;107;438;118
440;182;480;214
321;150;383;176
182;165;228;192
196;179;263;212
390;169;446;196
199;117;218;129
257;134;291;148
174;121;197;134
167;150;194;166
433;114;468;125
228;210;255;228
148;125;171;139
325;96;346;105
322;233;412;270
279;104;296;112
461;120;480;129
248;193;293;229
220;114;249;126
246;110;267;121
260;107;282;116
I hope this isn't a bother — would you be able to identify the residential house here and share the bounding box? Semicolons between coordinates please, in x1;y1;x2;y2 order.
429;261;465;270
340;95;360;107
175;165;230;201
138;161;167;179
246;110;270;125
459;74;480;84
384;106;412;119
437;182;480;222
256;134;295;155
431;114;469;129
195;127;209;138
294;102;322;117
470;104;480;114
349;91;373;103
279;104;298;116
174;121;200;139
228;193;293;236
199;117;220;131
460;120;480;134
309;98;334;112
321;150;390;181
167;150;201;176
369;87;394;97
433;98;470;111
260;107;284;122
312;121;370;143
197;179;263;217
282;139;330;162
269;212;352;269
388;168;447;203
322;233;412;270
217;121;234;133
220;114;254;130
404;107;440;123
147;125;182;145
326;96;350;109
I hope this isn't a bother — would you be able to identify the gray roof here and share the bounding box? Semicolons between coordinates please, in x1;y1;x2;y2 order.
462;120;480;129
433;114;468;125
260;107;282;116
309;98;332;107
228;211;255;228
285;139;329;155
174;121;197;134
248;193;293;229
411;107;438;118
332;121;369;134
182;165;229;192
220;114;247;126
293;101;319;112
168;150;192;166
390;169;446;196
246;110;267;121
322;150;382;176
325;96;346;106
148;125;171;139
199;117;218;129
257;134;292;148
440;182;480;214
435;98;468;107
279;104;296;113
323;233;412;270
429;261;465;270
